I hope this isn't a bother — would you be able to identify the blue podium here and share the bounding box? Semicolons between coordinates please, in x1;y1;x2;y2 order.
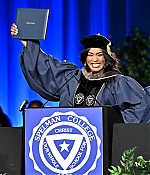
24;106;123;175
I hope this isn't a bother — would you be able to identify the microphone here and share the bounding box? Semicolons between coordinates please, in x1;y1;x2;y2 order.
41;69;79;107
19;99;29;111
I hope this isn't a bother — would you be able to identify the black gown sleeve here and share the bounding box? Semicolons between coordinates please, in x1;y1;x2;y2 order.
112;75;150;123
20;41;79;101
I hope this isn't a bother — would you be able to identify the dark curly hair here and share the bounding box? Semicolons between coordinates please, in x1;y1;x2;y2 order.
28;100;43;108
80;48;120;72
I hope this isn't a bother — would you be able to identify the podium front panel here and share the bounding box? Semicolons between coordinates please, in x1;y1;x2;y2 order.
24;107;103;175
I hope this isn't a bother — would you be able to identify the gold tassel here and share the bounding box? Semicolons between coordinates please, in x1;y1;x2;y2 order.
107;41;111;56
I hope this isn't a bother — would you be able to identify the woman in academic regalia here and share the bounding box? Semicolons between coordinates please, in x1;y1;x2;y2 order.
11;23;150;123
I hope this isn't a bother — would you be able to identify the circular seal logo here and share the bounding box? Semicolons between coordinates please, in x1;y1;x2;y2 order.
74;93;84;104
86;95;95;106
29;111;101;175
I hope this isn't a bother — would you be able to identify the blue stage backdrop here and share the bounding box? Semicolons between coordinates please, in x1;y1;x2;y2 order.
0;0;150;126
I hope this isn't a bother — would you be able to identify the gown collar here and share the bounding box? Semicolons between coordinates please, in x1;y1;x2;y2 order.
81;67;120;81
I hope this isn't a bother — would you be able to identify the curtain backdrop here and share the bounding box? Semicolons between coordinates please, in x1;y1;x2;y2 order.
1;0;150;126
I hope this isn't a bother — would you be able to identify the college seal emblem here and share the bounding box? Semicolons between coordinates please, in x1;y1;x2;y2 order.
29;111;101;174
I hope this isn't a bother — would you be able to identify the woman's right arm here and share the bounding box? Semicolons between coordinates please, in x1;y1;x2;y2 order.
10;23;27;47
11;23;79;102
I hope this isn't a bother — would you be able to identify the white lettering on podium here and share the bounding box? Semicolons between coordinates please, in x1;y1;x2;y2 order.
69;141;87;169
34;116;61;141
43;141;59;168
80;140;87;151
55;128;73;133
69;152;83;169
67;116;95;141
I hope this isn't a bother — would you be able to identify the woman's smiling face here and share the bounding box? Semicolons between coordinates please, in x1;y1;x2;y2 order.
86;48;105;72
